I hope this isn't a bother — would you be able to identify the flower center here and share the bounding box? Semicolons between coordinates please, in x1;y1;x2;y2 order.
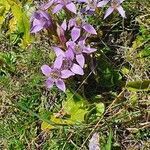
76;17;82;27
111;0;119;8
62;58;73;70
74;45;82;54
50;69;61;79
88;0;96;9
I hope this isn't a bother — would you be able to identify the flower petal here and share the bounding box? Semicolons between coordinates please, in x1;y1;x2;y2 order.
71;27;81;41
76;54;85;68
104;7;114;19
83;46;97;54
71;64;84;75
31;18;45;33
46;77;54;88
66;40;75;48
89;132;100;150
116;5;126;18
52;46;65;57
61;70;75;79
41;65;51;76
82;24;97;35
40;0;54;10
68;18;76;29
55;79;66;92
66;2;77;14
30;25;43;33
54;55;63;69
39;10;51;20
32;18;44;26
78;40;85;46
65;48;74;60
61;19;67;31
52;4;63;14
77;0;86;2
97;0;110;7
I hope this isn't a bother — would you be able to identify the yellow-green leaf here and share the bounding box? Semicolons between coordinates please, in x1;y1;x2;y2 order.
41;121;55;131
10;2;31;47
96;103;105;117
63;90;88;123
126;80;150;91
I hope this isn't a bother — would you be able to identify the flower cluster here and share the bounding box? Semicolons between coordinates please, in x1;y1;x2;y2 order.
30;0;126;92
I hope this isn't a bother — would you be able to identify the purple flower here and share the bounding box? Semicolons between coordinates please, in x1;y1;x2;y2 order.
98;0;126;19
89;133;100;150
52;0;77;14
40;0;55;10
53;47;84;75
86;0;100;11
30;10;52;33
41;55;74;92
66;40;97;68
68;17;97;41
97;0;110;7
81;0;101;12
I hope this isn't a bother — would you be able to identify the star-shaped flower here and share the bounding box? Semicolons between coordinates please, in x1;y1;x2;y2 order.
41;55;74;92
98;0;126;19
66;40;97;68
53;47;84;75
30;10;52;33
68;17;97;41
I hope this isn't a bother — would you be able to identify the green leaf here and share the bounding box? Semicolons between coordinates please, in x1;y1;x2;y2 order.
96;56;122;88
0;0;10;28
9;1;31;47
0;0;32;47
41;121;55;131
137;48;150;58
63;90;88;123
105;129;112;150
41;90;88;131
121;67;130;75
96;103;105;117
126;80;150;91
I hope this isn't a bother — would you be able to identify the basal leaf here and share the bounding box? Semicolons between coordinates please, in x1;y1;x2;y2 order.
63;90;88;123
50;116;73;125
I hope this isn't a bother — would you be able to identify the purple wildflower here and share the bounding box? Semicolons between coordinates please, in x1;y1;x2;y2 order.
41;55;74;92
53;47;84;75
82;0;101;12
52;0;77;14
68;17;97;41
40;0;55;10
97;0;110;7
66;40;97;68
89;133;100;150
30;10;52;33
98;0;126;19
